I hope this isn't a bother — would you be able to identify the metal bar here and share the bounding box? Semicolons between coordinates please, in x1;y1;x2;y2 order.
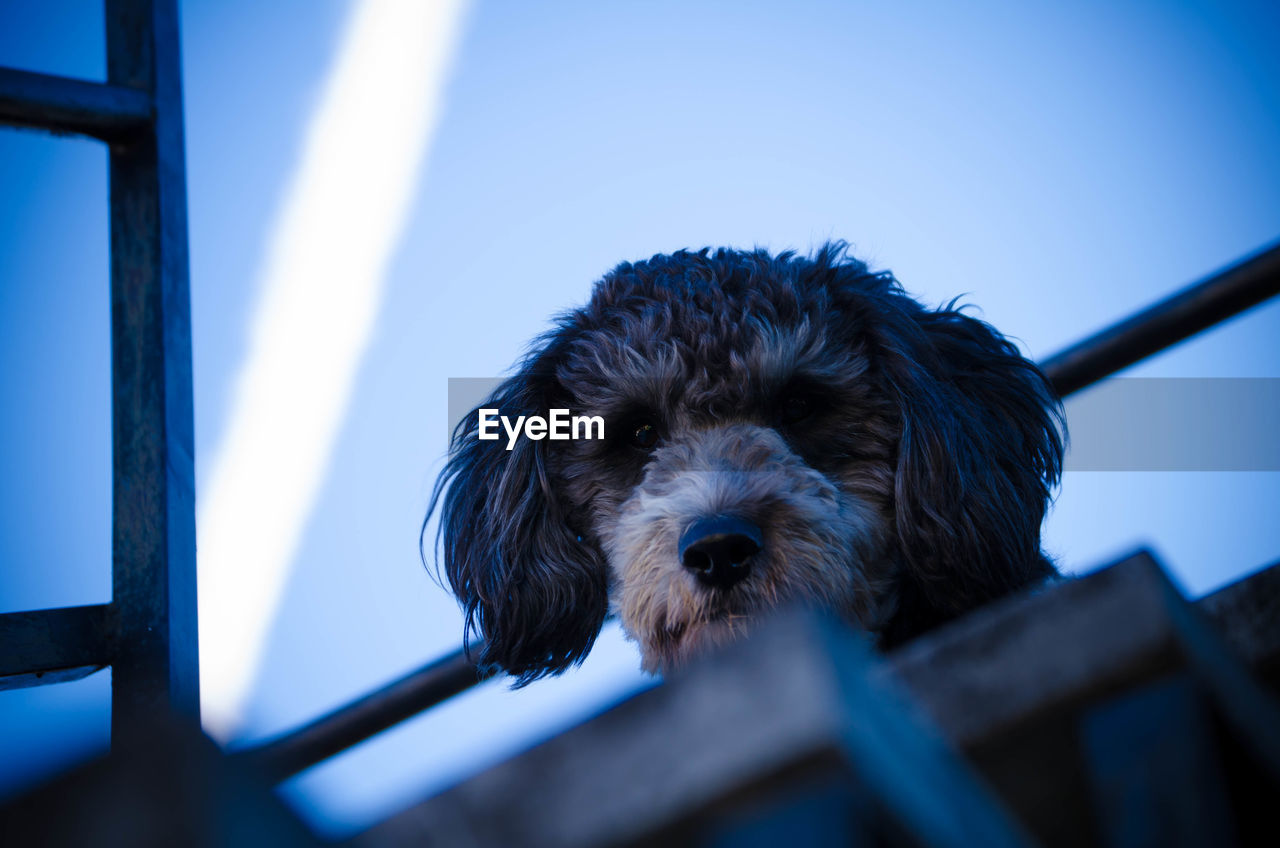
106;0;199;741
1042;240;1280;397
0;666;106;692
0;66;151;141
0;604;111;686
232;646;494;783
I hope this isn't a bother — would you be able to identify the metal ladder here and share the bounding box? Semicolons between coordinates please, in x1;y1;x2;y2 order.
0;0;198;745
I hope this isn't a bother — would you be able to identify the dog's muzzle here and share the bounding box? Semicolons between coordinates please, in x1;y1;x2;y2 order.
678;515;762;590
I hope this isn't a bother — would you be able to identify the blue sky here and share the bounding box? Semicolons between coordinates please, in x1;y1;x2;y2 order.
1;0;1278;837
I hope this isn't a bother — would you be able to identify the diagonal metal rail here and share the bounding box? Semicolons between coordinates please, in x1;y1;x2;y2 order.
233;646;493;782
231;238;1280;783
1041;239;1280;396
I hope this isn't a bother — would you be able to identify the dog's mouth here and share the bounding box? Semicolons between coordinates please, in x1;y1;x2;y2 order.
653;620;688;656
652;602;753;656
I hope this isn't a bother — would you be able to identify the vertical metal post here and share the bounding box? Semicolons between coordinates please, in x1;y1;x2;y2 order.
106;0;199;739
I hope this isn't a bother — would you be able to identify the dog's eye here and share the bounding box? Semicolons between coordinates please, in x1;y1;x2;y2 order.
780;395;813;424
630;422;660;449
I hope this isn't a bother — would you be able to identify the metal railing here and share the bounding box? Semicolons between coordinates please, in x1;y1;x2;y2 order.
1040;240;1280;396
233;238;1280;782
234;644;491;781
0;0;199;743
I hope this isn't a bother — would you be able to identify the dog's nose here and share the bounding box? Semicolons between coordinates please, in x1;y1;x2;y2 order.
679;516;762;590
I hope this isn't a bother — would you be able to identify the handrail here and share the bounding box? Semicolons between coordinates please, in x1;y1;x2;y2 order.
230;646;492;782
1041;240;1280;397
233;239;1280;781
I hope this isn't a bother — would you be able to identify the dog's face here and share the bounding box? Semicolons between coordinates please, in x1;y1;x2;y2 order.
549;290;900;674
428;245;1064;683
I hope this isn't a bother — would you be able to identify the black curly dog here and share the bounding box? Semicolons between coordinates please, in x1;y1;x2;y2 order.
427;244;1065;683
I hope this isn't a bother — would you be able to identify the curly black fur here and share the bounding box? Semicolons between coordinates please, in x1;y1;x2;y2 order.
426;243;1065;683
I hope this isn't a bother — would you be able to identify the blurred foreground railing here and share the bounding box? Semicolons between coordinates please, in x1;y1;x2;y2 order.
352;553;1280;848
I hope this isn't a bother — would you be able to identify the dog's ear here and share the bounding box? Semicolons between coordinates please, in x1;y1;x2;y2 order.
425;333;608;685
872;294;1065;643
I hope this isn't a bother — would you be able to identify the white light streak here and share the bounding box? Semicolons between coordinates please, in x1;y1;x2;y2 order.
198;0;471;739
